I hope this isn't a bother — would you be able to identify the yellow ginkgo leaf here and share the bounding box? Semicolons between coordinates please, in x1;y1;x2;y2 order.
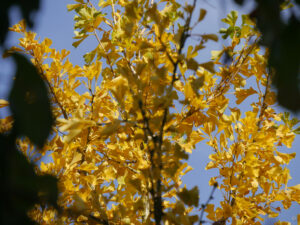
289;184;300;191
0;99;9;108
77;162;98;171
58;118;95;143
184;81;194;100
235;87;257;104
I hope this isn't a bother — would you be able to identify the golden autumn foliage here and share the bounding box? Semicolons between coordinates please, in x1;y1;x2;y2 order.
1;0;300;224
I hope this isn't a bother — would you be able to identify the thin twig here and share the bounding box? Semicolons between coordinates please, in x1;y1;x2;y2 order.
181;37;259;122
111;0;117;25
151;1;198;223
62;207;110;225
93;29;116;78
86;0;96;9
80;88;96;164
122;50;154;138
257;71;271;128
199;183;218;225
100;151;139;174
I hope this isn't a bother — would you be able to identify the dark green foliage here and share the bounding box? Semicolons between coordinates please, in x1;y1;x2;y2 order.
253;0;300;111
1;1;58;224
1;133;58;225
1;54;58;224
9;54;54;149
233;0;300;111
234;0;245;4
0;0;40;45
269;15;300;111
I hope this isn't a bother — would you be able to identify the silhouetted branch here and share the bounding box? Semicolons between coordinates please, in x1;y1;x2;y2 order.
199;183;218;225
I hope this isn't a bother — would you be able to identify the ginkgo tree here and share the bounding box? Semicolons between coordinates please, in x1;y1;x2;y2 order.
1;0;300;224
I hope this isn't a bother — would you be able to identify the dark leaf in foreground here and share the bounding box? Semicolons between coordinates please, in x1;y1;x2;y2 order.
9;53;54;148
1;133;58;225
0;0;40;45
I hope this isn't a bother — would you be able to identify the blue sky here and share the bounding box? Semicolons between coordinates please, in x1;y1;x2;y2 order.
0;0;299;223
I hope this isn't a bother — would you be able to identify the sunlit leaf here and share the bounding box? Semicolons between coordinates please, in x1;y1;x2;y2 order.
235;87;257;104
0;99;9;108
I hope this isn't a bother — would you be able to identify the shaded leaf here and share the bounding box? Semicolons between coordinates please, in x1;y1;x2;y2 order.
199;61;215;73
186;58;199;71
191;76;204;95
177;186;199;207
72;36;87;48
202;34;218;42
198;9;207;22
84;49;96;64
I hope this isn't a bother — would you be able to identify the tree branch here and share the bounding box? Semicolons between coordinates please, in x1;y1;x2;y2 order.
199;183;218;225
